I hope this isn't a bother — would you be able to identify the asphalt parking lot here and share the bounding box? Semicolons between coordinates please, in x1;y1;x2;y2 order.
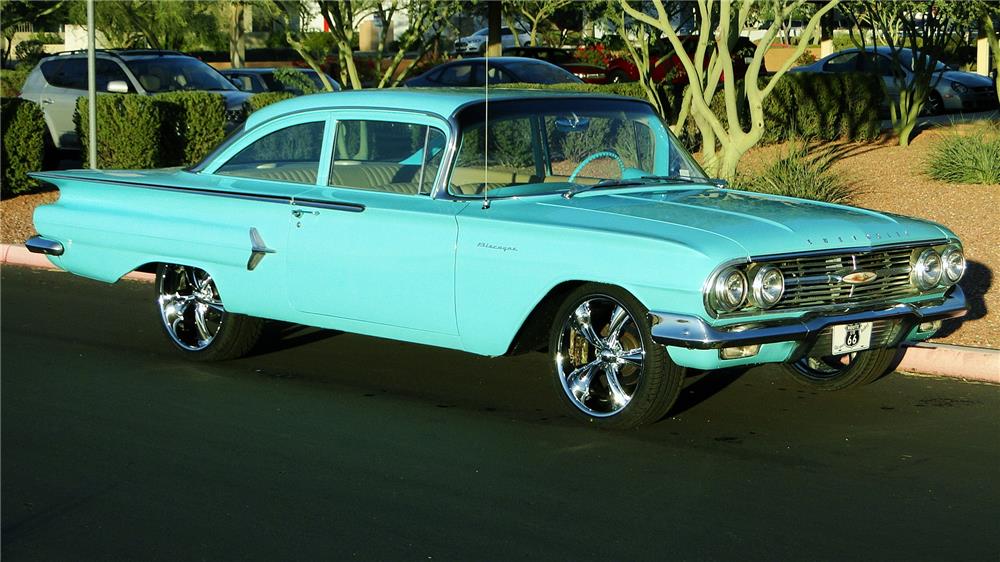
3;266;999;561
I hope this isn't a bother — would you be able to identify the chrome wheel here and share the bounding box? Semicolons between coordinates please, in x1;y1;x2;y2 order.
157;265;226;351
555;296;646;417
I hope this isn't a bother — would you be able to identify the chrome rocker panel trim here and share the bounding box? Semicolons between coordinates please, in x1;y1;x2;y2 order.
649;285;967;350
25;235;64;256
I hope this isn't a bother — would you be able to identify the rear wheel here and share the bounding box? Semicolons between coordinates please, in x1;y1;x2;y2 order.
155;264;262;361
782;346;898;391
549;284;684;429
924;91;944;115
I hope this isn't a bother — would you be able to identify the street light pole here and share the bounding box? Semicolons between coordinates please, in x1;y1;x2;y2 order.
87;0;97;169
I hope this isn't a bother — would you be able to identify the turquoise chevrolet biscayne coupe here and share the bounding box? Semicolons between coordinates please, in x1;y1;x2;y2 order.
28;89;968;428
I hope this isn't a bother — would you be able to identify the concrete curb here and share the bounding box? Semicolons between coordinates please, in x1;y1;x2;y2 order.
2;243;997;383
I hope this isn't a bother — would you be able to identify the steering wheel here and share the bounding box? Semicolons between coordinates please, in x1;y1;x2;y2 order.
568;150;626;183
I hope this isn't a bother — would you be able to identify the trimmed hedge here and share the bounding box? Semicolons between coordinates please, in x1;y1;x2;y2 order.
155;92;227;166
1;97;46;196
247;91;296;112
496;74;882;148
75;95;162;169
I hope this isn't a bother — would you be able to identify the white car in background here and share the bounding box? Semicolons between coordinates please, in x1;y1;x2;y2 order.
454;27;532;54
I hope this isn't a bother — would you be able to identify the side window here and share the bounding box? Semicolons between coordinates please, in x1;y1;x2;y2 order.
330;120;445;195
95;59;132;91
215;120;325;184
823;52;859;73
437;64;472;86
42;58;88;90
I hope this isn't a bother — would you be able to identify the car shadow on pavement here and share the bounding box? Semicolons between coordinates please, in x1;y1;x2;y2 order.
936;259;990;339
667;367;750;418
249;321;341;356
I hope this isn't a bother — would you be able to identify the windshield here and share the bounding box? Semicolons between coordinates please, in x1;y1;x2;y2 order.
449;98;706;198
896;50;948;72
126;57;236;93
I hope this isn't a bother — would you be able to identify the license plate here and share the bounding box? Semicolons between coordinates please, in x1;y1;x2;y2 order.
831;322;873;354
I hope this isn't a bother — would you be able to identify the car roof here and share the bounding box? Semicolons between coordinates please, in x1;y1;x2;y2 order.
220;67;317;75
244;88;640;130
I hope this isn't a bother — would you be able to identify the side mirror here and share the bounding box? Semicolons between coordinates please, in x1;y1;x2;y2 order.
228;77;247;90
106;80;129;93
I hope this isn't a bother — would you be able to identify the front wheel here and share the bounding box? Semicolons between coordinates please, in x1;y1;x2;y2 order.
155;264;263;361
549;284;685;429
781;346;898;391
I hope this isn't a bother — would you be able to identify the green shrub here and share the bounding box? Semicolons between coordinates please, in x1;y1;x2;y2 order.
1;97;46;197
761;72;883;144
0;66;32;97
734;143;853;204
247;91;296;112
154;92;227;166
925;124;1000;185
75;95;162;169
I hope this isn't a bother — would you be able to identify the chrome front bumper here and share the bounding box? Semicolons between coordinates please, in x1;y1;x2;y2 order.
649;286;967;350
25;235;64;256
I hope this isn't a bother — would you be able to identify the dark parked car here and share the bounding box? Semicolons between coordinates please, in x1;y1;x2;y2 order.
220;67;341;94
791;47;998;114
20;49;250;150
605;36;756;84
404;57;582;87
502;47;607;84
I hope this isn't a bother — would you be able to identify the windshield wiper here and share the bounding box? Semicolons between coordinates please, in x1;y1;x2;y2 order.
563;175;706;199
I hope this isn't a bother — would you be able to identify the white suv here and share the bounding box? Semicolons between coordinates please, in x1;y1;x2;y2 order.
20;50;250;150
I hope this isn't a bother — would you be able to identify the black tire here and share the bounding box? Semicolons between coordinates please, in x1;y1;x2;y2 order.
924;91;945;116
608;69;631;84
781;346;899;391
154;264;263;361
548;283;685;429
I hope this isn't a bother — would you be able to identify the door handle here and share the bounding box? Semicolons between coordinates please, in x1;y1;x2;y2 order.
40;98;54;105
291;209;319;218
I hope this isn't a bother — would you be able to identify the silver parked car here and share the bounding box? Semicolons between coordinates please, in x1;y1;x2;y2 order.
791;46;998;114
20;49;251;150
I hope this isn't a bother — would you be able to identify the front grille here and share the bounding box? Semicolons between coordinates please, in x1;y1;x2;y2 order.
807;319;902;357
766;246;918;311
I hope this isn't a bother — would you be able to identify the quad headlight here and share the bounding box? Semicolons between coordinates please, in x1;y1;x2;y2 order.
711;267;748;312
751;265;785;309
912;248;943;290
941;245;966;284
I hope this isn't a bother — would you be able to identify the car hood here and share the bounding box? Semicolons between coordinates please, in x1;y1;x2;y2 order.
937;70;994;87
533;187;952;258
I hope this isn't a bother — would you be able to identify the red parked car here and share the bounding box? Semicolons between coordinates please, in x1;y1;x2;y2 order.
502;47;608;84
605;36;757;84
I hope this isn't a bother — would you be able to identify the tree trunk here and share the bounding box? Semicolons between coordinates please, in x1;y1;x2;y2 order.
229;2;245;69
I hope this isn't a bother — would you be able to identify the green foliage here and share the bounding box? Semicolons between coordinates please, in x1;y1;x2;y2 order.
154;92;227;166
734;144;853;204
246;91;296;112
925;124;1000;185
1;97;46;196
14;40;46;66
676;73;883;150
75;95;162;169
273;67;319;94
0;66;31;97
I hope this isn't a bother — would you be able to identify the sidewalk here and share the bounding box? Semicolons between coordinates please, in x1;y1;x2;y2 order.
2;242;998;384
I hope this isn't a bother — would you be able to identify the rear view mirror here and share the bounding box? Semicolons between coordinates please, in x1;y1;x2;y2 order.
107;80;129;93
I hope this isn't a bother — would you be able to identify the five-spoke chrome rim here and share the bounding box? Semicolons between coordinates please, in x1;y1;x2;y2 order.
157;265;225;351
555;296;645;417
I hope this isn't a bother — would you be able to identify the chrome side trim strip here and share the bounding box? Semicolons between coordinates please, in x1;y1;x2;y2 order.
25;236;64;256
293;198;365;213
651;285;967;350
30;173;294;205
